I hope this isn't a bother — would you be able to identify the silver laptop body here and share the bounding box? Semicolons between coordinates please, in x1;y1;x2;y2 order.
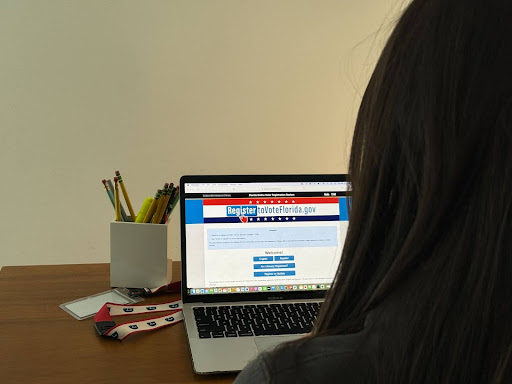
180;174;349;374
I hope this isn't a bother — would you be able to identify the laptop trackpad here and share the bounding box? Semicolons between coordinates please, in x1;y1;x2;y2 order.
255;335;302;352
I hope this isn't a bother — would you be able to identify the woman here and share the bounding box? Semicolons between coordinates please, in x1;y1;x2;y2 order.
235;0;512;382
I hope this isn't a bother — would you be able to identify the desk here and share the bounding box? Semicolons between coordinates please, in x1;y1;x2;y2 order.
0;262;238;384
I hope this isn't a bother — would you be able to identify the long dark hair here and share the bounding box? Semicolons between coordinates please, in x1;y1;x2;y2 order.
313;0;512;382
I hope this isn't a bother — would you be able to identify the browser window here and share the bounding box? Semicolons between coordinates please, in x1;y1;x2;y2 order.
183;181;350;295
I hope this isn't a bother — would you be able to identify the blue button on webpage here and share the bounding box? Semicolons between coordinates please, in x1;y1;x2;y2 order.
254;271;296;277
253;263;295;269
253;256;273;262
275;256;294;261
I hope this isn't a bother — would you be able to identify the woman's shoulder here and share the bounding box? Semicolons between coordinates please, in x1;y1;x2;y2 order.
234;332;375;384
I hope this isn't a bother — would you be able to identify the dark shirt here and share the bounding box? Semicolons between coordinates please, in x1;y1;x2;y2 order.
234;333;373;384
234;313;378;384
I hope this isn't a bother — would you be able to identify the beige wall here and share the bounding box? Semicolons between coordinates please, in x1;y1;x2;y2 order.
0;0;404;267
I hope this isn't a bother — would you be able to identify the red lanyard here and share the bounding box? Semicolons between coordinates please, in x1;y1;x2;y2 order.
94;281;182;340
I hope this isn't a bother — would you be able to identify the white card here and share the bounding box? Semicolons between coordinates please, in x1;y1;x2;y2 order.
60;289;143;320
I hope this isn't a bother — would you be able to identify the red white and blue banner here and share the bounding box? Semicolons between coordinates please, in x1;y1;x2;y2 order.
186;197;348;224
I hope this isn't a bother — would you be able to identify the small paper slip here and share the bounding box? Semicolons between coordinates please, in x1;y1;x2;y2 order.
60;289;144;320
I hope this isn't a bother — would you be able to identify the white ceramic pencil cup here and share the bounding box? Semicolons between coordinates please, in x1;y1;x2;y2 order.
110;221;172;288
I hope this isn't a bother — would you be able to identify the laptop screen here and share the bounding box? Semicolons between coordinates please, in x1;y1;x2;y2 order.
180;175;349;301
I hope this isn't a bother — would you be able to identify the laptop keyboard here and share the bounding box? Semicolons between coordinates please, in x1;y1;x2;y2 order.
193;302;321;338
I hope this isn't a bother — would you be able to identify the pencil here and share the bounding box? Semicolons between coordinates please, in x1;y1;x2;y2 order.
115;171;136;221
161;183;175;224
155;183;171;224
162;184;175;217
143;190;162;223
106;179;128;221
164;186;180;223
169;186;180;213
153;183;169;224
114;177;121;221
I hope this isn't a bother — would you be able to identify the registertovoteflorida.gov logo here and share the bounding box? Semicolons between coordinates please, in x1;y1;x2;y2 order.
226;205;257;223
226;204;317;223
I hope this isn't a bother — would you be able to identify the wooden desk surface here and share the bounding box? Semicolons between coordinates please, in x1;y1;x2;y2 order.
0;262;238;384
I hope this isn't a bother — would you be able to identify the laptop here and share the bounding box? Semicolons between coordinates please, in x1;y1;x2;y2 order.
180;174;350;374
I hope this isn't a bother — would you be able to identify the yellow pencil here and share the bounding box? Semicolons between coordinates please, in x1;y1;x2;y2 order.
155;184;171;224
152;184;169;224
114;177;121;221
143;190;161;223
115;171;136;221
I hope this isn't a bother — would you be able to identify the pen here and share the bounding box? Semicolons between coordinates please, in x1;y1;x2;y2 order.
115;171;136;221
114;177;121;221
106;179;129;221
